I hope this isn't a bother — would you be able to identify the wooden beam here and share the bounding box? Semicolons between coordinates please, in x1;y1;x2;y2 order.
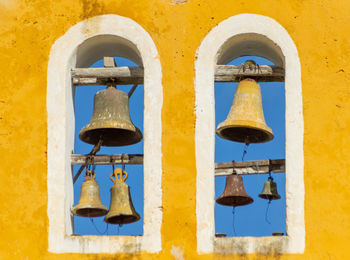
215;159;285;176
215;65;285;82
71;154;144;165
72;67;144;85
103;57;117;68
71;154;285;176
71;65;284;86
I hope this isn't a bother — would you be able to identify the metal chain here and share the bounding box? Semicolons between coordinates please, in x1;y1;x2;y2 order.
89;218;109;235
265;200;272;224
232;207;237;236
241;143;249;161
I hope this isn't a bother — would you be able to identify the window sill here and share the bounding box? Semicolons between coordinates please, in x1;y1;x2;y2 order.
214;236;288;255
51;234;144;254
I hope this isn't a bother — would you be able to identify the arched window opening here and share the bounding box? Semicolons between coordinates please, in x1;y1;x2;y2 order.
73;56;144;236
214;56;286;237
47;15;162;253
195;14;304;254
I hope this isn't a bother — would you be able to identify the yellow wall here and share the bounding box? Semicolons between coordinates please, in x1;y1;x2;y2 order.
0;0;350;259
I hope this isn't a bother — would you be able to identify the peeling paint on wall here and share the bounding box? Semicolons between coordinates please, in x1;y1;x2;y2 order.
170;245;185;260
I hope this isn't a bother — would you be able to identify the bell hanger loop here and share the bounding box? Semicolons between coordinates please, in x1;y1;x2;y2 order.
104;57;118;89
84;169;96;180
110;168;128;183
106;79;117;89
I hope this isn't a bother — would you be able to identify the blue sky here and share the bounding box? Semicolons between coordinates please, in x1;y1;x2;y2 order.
73;56;285;237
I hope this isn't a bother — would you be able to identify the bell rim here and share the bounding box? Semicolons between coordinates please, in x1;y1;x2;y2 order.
104;213;141;225
216;195;254;207
258;194;281;200
216;119;274;143
79;120;139;133
71;205;108;217
79;127;143;147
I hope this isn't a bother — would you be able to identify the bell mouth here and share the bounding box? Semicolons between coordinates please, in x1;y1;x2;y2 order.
79;128;143;147
216;195;254;207
72;207;108;218
216;121;273;143
258;194;281;200
104;214;140;225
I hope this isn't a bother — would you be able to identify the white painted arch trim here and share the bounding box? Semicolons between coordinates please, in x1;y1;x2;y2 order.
47;14;163;253
195;14;304;254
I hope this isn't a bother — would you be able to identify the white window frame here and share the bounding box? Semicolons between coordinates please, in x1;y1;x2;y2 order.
47;14;163;254
195;14;304;254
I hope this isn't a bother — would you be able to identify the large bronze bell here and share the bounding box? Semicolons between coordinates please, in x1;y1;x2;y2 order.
216;174;253;207
259;176;281;200
216;78;274;143
104;168;140;225
79;86;142;146
72;170;108;217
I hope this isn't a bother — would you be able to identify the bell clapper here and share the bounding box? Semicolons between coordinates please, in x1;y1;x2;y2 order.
241;140;249;161
117;224;123;235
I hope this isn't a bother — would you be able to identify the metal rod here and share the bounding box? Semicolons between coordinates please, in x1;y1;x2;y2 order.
128;84;139;98
73;139;103;184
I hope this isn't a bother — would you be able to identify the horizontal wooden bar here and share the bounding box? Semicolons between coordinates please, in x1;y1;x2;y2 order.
72;67;144;85
71;154;144;165
71;154;285;176
215;159;285;176
71;65;284;86
215;65;284;83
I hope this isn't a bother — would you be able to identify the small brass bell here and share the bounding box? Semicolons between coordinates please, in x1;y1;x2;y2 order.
79;86;142;147
72;170;108;217
259;176;281;200
216;174;253;207
216;78;273;143
104;168;140;225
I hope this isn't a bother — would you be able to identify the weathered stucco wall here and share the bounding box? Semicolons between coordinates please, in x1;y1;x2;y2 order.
0;0;349;259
